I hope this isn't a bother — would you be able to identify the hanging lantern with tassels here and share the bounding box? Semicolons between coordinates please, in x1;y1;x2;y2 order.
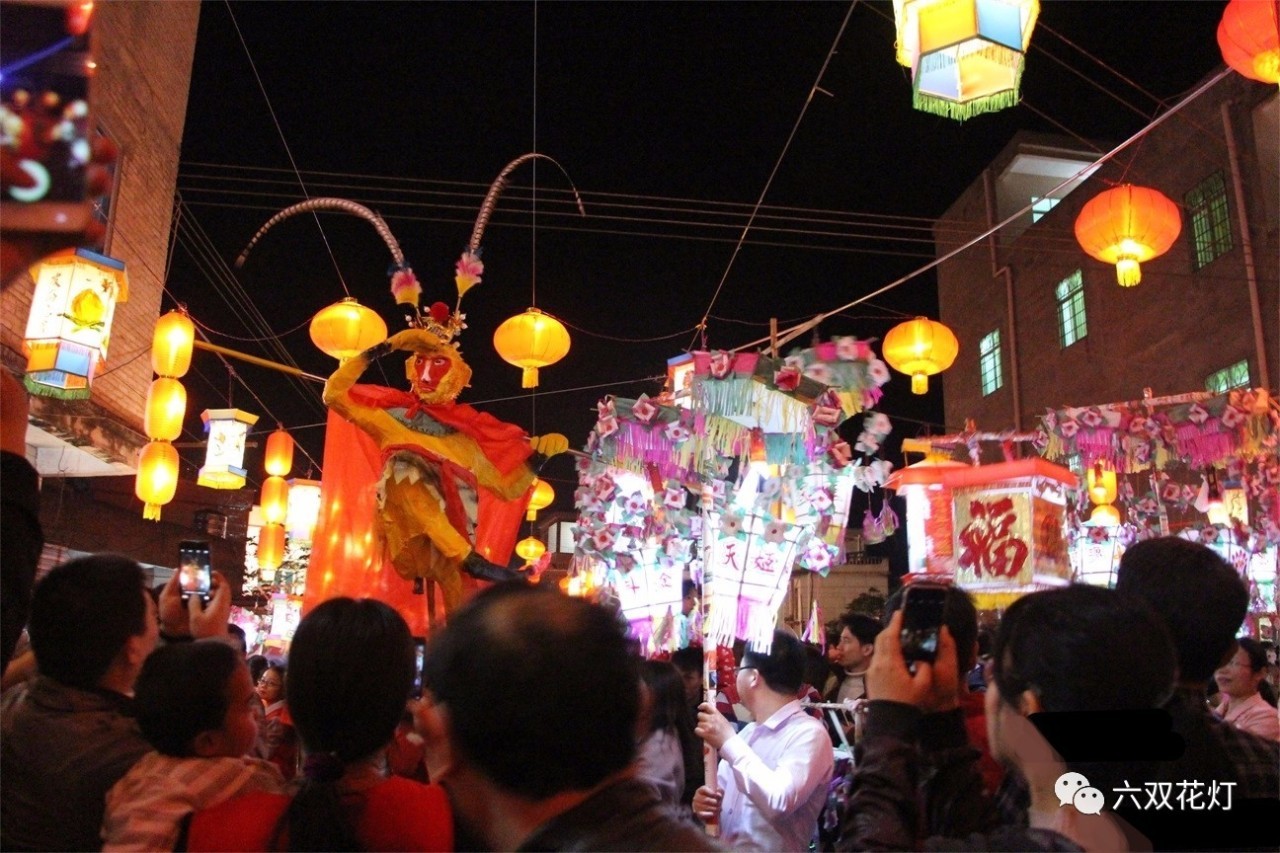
525;478;555;521
1218;0;1280;85
23;248;128;399
493;308;572;389
197;408;259;489
136;440;180;522
136;309;194;521
893;0;1040;120
882;316;959;394
1074;184;1181;287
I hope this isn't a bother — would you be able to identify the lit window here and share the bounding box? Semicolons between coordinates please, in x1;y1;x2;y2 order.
1205;360;1250;393
1055;270;1087;348
979;329;1003;395
1030;196;1060;223
1185;173;1232;270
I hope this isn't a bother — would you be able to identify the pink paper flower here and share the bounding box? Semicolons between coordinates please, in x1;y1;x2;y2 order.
1187;403;1210;425
764;520;787;544
867;412;892;436
597;397;616;420
708;351;732;379
593;475;618;502
867;359;890;385
808;488;833;512
1080;407;1104;428
802;538;832;571
1220;405;1247;429
774;366;801;392
596;415;618;438
719;512;744;538
854;430;880;454
834;336;860;361
665;422;691;443
1042;410;1058;430
803;362;833;385
592;527;616;552
631;394;658;424
1059;418;1079;438
624;491;649;515
664;486;686;509
1162;483;1182;502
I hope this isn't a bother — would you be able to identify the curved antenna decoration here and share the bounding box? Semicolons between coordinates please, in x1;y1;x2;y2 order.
235;197;406;270
468;152;586;254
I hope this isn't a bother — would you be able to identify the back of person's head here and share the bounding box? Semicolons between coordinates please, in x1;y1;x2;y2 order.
277;597;414;851
136;641;241;757
740;630;806;695
226;623;248;656
884;584;980;672
28;554;147;690
838;612;881;647
1115;537;1247;683
640;660;686;735
247;654;270;686
423;584;640;799
992;585;1176;714
669;645;701;675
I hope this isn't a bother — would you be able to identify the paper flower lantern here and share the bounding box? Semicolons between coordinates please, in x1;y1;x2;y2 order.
526;478;555;521
151;309;195;378
136;440;179;521
264;428;294;478
197;408;259;489
493;307;570;388
893;0;1040;120
1218;0;1280;85
309;297;388;361
1074;184;1181;287
22;248;128;399
882;317;959;394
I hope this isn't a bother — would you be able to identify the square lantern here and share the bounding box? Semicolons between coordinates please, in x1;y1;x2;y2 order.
894;0;1040;120
197;408;259;489
23;248;128;399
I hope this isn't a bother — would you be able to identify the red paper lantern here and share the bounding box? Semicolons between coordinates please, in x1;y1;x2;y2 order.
1074;184;1181;287
1218;0;1280;85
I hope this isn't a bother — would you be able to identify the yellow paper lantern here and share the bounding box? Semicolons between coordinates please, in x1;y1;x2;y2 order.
1088;504;1122;526
257;523;286;572
136;440;179;521
264;428;294;478
23;248;129;399
151;309;195;378
260;476;290;525
1218;0;1280;85
309;297;388;361
515;535;547;563
893;0;1040;120
197;408;259;489
143;378;187;442
1074;184;1182;287
1086;464;1117;506
526;478;555;521
493;308;571;388
882;317;959;394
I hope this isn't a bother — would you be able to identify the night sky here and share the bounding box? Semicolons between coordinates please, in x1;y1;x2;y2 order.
166;1;1229;508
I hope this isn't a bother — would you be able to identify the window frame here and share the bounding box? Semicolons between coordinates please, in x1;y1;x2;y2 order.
1204;359;1250;393
1185;172;1232;271
979;329;1003;396
1055;269;1088;349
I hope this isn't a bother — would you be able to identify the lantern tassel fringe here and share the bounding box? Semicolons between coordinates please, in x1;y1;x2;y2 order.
143;503;162;522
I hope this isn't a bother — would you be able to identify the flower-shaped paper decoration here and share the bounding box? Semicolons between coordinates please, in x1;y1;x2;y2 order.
764;520;787;544
774;366;802;392
708;350;732;379
632;394;658;424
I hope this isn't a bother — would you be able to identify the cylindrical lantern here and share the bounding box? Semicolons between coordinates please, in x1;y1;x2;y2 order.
881;316;959;394
525;478;555;522
1218;0;1280;84
151;309;195;378
136;440;179;521
260;476;289;525
285;478;323;542
1086;464;1117;506
1074;184;1181;287
257;523;286;572
143;378;187;442
23;248;129;399
309;297;388;361
515;535;547;563
264;428;294;478
493;308;571;388
197;408;260;489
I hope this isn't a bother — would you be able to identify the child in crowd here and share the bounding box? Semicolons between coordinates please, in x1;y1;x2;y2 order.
100;641;285;851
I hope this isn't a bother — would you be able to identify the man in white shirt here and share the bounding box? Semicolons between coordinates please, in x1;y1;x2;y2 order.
693;630;834;851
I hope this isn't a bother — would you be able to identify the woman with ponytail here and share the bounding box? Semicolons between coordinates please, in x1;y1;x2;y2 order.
185;598;453;851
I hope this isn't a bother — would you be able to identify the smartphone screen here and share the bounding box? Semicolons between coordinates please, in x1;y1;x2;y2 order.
411;639;426;698
177;540;212;601
900;584;948;664
1;0;94;230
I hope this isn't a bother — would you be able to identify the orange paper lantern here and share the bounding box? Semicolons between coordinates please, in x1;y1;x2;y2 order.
1074;184;1181;287
151;309;195;378
143;378;187;442
309;297;388;361
136;440;179;521
257;523;286;572
882;317;959;394
1218;0;1280;84
260;476;290;525
493;308;571;388
264;428;294;477
525;478;555;521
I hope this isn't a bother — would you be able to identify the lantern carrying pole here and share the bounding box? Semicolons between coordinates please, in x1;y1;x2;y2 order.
192;340;326;383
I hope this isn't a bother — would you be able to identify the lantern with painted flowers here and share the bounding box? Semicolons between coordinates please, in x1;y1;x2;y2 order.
1218;0;1280;85
493;307;571;388
23;248;128;399
1074;184;1181;287
197;408;259;489
882;316;959;395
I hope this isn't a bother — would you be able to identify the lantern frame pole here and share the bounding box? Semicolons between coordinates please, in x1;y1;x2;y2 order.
192;340;326;383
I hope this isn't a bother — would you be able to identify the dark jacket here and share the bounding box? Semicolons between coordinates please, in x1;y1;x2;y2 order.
1;451;42;671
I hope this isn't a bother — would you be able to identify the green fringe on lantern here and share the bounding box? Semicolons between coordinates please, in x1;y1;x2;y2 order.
913;86;1021;121
763;432;810;466
693;375;756;418
22;378;91;401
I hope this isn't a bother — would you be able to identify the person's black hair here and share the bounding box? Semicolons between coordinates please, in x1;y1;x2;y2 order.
1115;537;1248;684
226;623;248;656
1235;637;1278;707
247;654;270;686
423;584;640;799
669;645;702;674
682;579;699;599
135;641;241;757
28;553;147;690
801;642;833;691
883;584;980;673
837;612;881;647
992;584;1176;714
640;659;701;797
741;630;806;695
273;597;414;852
